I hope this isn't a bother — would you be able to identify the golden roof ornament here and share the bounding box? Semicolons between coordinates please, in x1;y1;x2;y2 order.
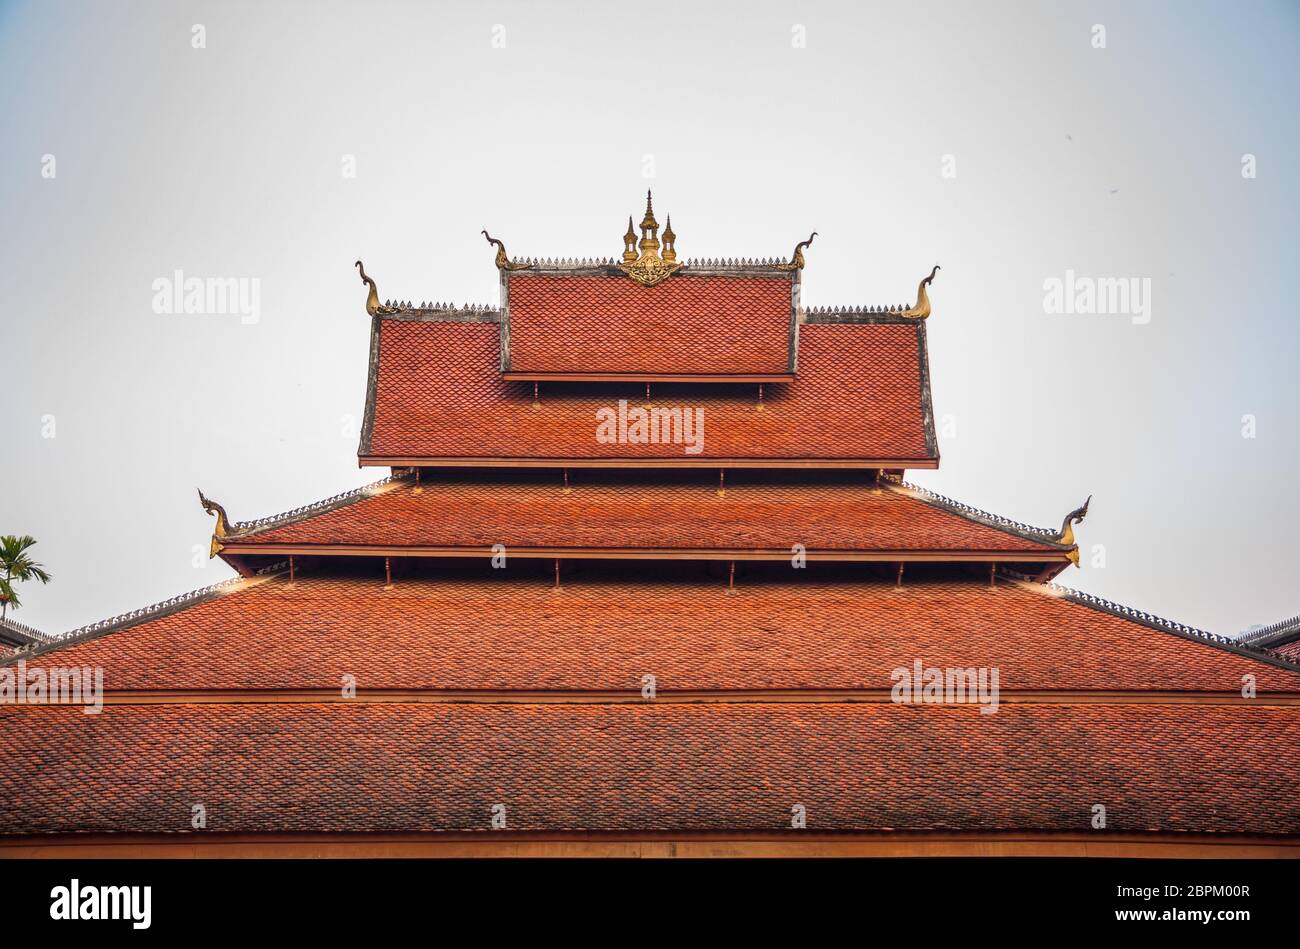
482;230;531;271
1056;495;1092;567
355;260;403;316
198;489;233;558
619;190;681;287
621;217;638;263
776;232;817;271
899;264;940;319
662;215;677;264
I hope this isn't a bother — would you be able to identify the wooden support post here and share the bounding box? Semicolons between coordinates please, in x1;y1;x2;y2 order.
895;562;904;588
757;383;765;411
645;382;652;407
554;558;561;589
385;556;392;587
289;556;296;583
563;468;570;493
989;563;996;587
728;560;736;592
717;469;726;496
532;382;539;406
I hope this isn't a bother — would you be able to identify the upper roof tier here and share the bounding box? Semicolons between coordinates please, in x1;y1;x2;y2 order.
355;191;940;469
504;272;796;381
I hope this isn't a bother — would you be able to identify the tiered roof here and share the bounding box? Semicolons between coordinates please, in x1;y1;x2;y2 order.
3;192;1297;855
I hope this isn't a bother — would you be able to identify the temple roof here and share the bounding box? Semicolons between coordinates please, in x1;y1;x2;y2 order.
361;318;937;467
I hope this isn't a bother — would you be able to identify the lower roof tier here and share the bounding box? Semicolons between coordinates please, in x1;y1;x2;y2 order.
16;570;1299;693
362;317;937;466
2;702;1297;837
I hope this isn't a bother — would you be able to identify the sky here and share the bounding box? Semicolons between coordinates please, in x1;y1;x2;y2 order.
1;0;1297;636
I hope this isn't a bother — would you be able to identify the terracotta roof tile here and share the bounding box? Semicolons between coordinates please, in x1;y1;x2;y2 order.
19;575;1300;692
366;320;934;462
506;274;792;376
1276;640;1300;661
2;702;1297;836
232;479;1063;554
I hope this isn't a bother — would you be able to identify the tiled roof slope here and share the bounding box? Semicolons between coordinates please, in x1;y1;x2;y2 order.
228;479;1065;555
15;574;1300;692
364;320;934;463
505;274;793;376
3;702;1298;836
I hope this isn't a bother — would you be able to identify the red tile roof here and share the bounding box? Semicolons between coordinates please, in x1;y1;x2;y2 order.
1276;640;1300;661
228;479;1064;556
505;274;793;377
21;574;1300;693
3;702;1297;836
364;319;935;463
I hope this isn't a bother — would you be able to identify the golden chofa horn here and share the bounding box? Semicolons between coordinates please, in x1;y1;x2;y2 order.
1056;495;1092;567
899;264;940;319
777;232;817;271
354;261;402;316
197;488;232;558
481;230;531;271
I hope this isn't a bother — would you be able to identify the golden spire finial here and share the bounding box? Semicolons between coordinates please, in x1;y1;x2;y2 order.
638;190;661;258
662;214;677;263
1056;495;1091;567
619;190;681;286
622;216;638;263
899;264;940;319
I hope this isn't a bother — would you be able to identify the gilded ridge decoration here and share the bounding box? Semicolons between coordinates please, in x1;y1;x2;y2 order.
618;190;682;287
355;261;403;316
482;230;531;271
1056;495;1092;567
899;264;940;319
775;232;817;271
198;489;235;558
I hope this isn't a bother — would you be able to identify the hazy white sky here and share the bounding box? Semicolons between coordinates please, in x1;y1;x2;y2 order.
1;0;1297;635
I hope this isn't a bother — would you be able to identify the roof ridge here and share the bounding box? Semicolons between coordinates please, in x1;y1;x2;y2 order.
805;304;912;315
1238;614;1300;646
0;617;57;643
383;301;497;313
516;257;618;267
1002;570;1300;672
232;474;408;535
888;479;1062;543
0;563;287;662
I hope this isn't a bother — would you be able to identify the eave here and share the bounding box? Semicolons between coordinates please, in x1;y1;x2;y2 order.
217;543;1071;564
501;372;796;383
358;456;941;470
